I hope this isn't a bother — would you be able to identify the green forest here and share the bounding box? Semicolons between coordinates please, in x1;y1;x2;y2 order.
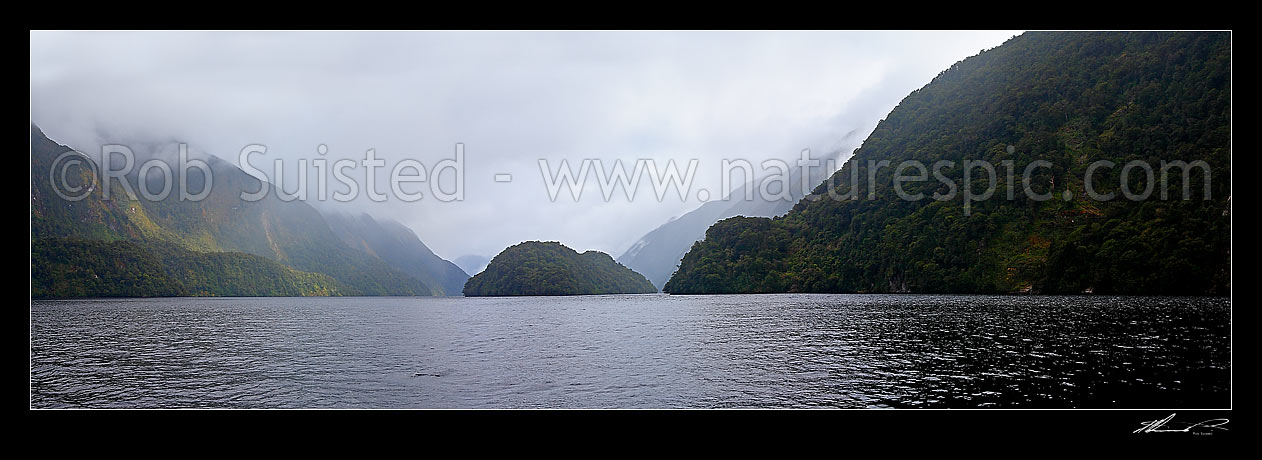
32;237;345;298
464;241;657;296
665;32;1230;295
30;124;435;298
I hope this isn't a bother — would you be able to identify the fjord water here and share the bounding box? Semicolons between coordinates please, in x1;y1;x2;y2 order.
30;294;1229;408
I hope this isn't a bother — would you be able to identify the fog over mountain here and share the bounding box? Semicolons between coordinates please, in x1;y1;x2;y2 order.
323;211;470;296
453;254;490;276
30;31;1018;260
618;154;836;290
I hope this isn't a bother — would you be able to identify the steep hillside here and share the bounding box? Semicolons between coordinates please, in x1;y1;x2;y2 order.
665;32;1230;295
325;212;469;296
617;162;832;290
30;125;432;296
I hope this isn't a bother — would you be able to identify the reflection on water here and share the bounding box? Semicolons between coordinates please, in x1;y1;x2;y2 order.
30;294;1229;408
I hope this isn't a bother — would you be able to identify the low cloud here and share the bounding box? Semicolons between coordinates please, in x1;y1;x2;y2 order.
30;30;1018;260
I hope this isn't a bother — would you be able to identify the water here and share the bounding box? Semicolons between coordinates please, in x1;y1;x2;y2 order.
30;294;1230;409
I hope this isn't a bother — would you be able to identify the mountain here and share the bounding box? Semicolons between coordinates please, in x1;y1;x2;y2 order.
324;212;469;296
453;254;490;276
31;124;147;242
30;124;433;297
665;32;1230;295
464;241;656;296
617;161;833;290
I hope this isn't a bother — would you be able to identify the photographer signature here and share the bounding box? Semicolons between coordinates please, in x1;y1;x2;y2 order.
1134;413;1229;434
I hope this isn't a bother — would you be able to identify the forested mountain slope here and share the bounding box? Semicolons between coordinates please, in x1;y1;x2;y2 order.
665;32;1230;295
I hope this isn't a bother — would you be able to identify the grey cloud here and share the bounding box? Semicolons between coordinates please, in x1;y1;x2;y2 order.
30;30;1018;260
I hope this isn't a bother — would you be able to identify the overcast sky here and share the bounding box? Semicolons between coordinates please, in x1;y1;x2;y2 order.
30;30;1019;261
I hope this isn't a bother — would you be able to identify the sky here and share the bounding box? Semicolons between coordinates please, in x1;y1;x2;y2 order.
30;30;1019;261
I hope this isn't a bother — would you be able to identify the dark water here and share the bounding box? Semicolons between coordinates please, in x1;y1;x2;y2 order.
30;294;1230;408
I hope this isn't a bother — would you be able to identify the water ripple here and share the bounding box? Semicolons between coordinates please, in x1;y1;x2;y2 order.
30;294;1230;408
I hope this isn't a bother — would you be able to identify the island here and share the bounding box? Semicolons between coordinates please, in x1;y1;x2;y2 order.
463;241;657;296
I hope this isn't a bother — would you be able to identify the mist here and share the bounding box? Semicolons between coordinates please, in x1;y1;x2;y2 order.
29;30;1019;261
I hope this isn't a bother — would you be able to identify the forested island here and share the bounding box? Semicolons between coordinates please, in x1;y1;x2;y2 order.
463;241;657;296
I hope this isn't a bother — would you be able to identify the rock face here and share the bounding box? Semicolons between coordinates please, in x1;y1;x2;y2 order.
463;241;657;296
